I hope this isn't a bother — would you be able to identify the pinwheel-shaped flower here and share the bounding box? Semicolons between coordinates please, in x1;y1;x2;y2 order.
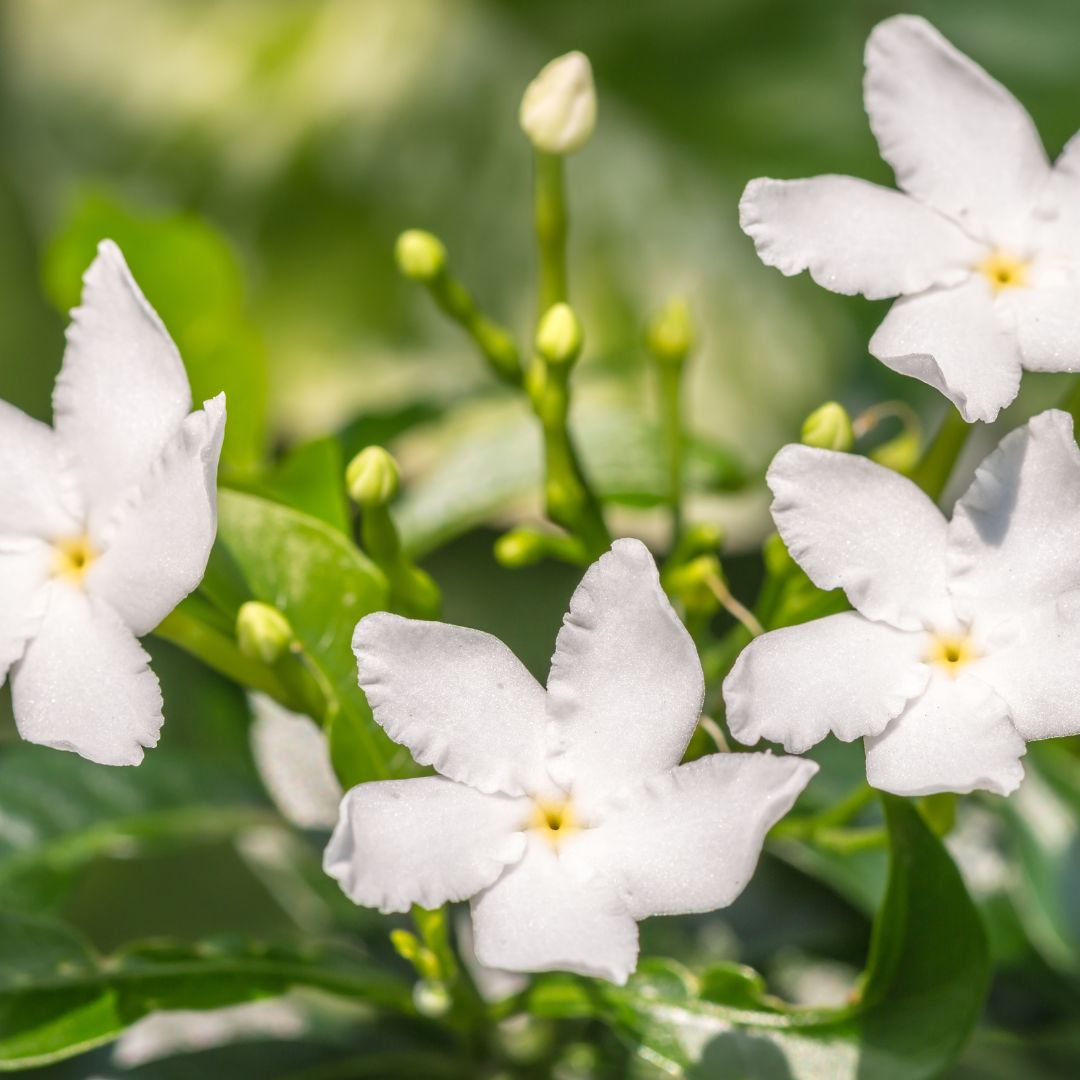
325;539;816;983
0;241;225;766
725;410;1080;797
740;15;1080;422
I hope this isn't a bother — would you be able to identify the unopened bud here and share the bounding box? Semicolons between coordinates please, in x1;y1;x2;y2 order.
801;402;854;453
870;428;921;475
519;51;596;155
495;528;547;568
395;229;447;283
389;930;420;963
646;299;693;365
347;446;400;508
236;602;293;665
535;303;583;366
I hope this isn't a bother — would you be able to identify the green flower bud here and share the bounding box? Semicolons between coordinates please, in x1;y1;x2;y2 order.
347;446;400;508
535;303;583;366
235;601;293;664
495;528;547;568
870;427;921;475
801;401;854;452
394;229;447;283
389;929;420;962
646;298;693;365
519;51;596;155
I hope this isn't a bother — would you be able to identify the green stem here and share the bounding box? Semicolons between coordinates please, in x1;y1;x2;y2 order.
529;357;611;558
361;505;441;619
909;407;971;501
534;151;568;312
657;361;685;543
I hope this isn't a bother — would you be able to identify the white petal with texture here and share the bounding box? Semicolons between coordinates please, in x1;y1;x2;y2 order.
865;676;1025;796
572;753;817;919
947;410;1080;630
870;280;1022;423
740;175;979;300
545;539;704;806
471;837;639;984
1002;283;1080;373
724;613;928;753
53;241;193;531
10;584;163;766
86;395;224;636
0;401;80;540
353;613;549;797
0;542;52;682
323;777;529;914
864;15;1050;242
767;444;950;630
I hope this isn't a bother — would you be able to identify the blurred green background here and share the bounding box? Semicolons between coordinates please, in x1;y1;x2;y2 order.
4;1;1080;1075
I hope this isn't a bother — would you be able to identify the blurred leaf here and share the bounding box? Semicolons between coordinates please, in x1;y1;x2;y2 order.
216;491;408;786
525;797;988;1078
240;438;352;535
0;911;411;1071
0;747;267;912
42;191;269;475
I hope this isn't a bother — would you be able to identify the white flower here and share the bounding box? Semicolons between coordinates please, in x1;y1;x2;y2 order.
519;51;597;155
739;15;1080;423
324;538;816;984
724;409;1080;797
0;241;225;766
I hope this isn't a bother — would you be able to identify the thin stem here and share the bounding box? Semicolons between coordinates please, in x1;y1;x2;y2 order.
1059;373;1080;420
533;151;568;312
910;407;971;501
657;361;685;544
704;573;764;637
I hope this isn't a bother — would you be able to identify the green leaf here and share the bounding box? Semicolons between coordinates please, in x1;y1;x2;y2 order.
0;747;268;911
43;190;269;475
216;490;407;786
0;911;411;1071
524;797;988;1079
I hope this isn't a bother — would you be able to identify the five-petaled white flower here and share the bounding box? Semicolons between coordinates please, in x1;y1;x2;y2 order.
724;410;1080;797
0;241;225;766
740;15;1080;423
325;539;816;984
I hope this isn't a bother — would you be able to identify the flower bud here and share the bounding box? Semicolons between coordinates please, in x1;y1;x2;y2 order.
801;402;854;453
394;229;447;283
646;299;693;366
412;979;453;1018
495;528;547;569
236;602;293;665
347;446;400;508
870;427;921;475
519;51;597;155
535;303;583;366
389;929;420;963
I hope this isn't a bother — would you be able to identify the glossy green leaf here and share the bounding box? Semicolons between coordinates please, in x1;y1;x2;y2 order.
0;747;267;912
42;191;269;475
0;911;411;1071
524;797;988;1078
216;490;408;786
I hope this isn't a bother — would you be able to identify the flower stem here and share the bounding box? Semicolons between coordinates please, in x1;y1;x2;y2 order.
533;151;568;312
910;407;970;501
360;504;442;620
657;361;685;543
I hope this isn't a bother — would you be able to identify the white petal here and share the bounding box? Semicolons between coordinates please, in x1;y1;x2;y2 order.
864;15;1050;241
323;777;529;914
53;241;193;531
767;444;950;630
975;595;1080;743
869;281;1022;423
249;693;343;830
0;401;80;540
545;539;704;806
1001;284;1080;373
724;613;929;753
471;837;639;984
85;395;224;636
739;176;980;300
454;914;528;1004
948;410;1080;629
353;613;548;797
0;543;52;682
10;584;163;766
572;753;818;919
1041;131;1080;254
865;676;1025;796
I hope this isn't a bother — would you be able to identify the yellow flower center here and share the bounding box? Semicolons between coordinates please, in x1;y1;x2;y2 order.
51;535;97;585
976;250;1029;292
528;797;579;847
926;633;978;676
